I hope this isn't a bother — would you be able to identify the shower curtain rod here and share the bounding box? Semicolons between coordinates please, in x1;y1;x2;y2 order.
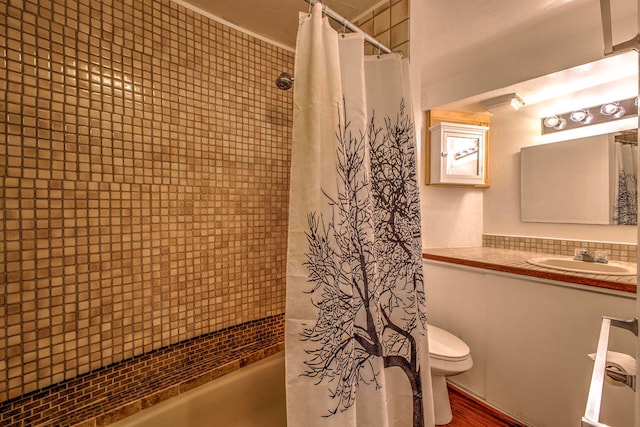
303;0;393;54
616;139;638;146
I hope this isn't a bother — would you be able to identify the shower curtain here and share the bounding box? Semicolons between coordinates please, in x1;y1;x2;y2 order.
285;3;433;427
613;141;638;225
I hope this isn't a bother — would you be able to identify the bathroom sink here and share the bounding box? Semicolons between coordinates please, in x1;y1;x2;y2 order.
527;256;637;276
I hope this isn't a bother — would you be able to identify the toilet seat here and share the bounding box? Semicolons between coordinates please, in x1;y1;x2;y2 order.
428;325;471;362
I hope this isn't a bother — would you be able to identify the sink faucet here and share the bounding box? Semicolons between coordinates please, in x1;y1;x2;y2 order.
574;249;608;264
579;251;595;262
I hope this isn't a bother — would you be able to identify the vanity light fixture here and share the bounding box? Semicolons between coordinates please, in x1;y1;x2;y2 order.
543;115;567;130
480;92;525;111
600;101;626;118
569;109;593;124
453;143;479;161
541;96;638;134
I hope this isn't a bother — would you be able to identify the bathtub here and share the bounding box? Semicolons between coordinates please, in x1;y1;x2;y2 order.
110;352;286;427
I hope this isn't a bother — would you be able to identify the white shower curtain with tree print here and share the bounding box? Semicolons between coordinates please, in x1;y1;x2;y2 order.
613;140;637;225
285;4;433;427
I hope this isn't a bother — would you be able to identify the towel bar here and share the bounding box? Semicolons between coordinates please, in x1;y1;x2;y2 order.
582;316;637;427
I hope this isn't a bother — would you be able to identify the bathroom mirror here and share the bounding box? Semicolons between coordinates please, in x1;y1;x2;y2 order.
521;130;638;225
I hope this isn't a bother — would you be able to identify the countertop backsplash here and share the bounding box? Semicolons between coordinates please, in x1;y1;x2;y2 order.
482;234;637;263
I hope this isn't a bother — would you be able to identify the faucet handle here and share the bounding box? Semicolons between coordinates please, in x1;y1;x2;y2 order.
595;250;609;264
574;248;587;260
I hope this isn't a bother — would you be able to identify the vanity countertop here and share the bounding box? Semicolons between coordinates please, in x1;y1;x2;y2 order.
423;247;636;294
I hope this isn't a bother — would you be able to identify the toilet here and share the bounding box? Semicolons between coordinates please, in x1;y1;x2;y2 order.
428;325;473;425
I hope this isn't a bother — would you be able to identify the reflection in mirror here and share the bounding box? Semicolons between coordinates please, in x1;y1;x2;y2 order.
521;130;637;225
446;137;479;176
613;130;638;225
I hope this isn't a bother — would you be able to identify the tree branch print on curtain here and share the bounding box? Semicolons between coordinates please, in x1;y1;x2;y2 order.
301;98;426;426
614;170;637;225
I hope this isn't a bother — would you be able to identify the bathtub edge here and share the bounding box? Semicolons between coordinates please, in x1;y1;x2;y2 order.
74;342;284;427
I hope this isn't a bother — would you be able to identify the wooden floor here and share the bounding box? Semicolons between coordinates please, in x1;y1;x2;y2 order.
444;385;527;427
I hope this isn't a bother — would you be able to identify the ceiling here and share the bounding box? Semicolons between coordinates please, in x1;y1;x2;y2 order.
177;0;384;49
179;0;637;111
178;0;638;54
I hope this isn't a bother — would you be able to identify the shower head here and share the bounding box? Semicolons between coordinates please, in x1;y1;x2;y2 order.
276;72;294;90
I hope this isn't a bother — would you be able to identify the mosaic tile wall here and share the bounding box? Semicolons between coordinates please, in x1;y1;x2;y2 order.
1;0;292;409
0;315;284;427
483;234;638;263
354;0;410;58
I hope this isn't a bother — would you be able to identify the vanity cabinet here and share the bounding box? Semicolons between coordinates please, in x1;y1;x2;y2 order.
429;122;489;185
423;260;635;427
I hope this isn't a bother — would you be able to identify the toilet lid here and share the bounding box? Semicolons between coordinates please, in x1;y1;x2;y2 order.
428;325;470;362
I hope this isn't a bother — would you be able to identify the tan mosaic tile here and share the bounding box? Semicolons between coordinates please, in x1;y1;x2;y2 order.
0;315;284;427
354;0;410;56
483;234;637;263
0;0;292;416
0;0;412;423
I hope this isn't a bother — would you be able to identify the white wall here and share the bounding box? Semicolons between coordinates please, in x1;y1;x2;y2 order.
409;0;485;249
409;4;639;425
417;1;637;110
484;99;637;243
424;261;637;427
520;135;612;224
410;0;638;248
420;187;484;248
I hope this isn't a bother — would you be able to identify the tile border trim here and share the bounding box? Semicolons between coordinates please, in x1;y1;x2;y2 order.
483;234;637;263
0;315;285;427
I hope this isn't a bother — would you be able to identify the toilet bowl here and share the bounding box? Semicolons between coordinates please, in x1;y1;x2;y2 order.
428;325;473;425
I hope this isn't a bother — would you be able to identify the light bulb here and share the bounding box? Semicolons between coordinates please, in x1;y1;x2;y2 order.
543;116;560;128
612;106;626;119
569;109;588;122
600;102;620;116
554;118;567;130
